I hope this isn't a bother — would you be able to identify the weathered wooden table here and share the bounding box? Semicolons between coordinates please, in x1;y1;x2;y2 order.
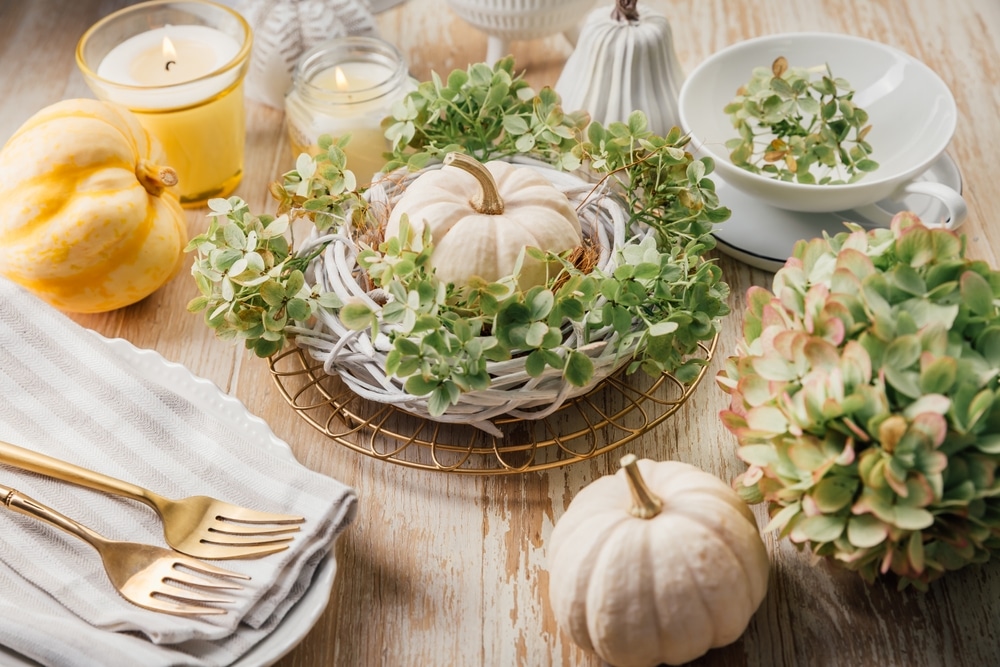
1;0;999;664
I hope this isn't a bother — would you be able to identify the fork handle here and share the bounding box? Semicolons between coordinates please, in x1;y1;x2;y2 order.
0;482;104;551
0;440;157;509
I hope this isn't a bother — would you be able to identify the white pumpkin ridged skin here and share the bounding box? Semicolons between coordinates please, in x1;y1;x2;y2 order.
548;459;770;667
384;160;582;289
0;99;187;313
555;4;685;136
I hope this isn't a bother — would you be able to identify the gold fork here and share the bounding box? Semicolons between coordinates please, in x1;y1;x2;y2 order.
0;482;248;616
0;440;304;560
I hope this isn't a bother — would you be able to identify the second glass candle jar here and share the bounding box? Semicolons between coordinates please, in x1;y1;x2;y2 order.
285;37;411;186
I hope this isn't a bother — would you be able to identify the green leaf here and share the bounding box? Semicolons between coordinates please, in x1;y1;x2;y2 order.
339;302;374;330
502;114;530;135
187;296;209;313
404;374;439;397
812;476;858;513
885;335;921;370
627;110;648;135
793;514;846;543
253;337;283;358
847;514;888;548
563;350;594;387
286;298;311;321
737;444;779;467
976;434;1000;454
611;305;632;335
961;270;995;316
919;357;957;395
525;321;548;347
528;289;554;320
884;365;922;399
515;133;536;152
763;502;802;533
427;385;454;417
260;280;286;307
975;326;1000;367
892;506;934;531
525;349;546;377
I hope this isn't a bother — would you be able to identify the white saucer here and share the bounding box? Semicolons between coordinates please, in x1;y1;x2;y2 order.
712;153;963;272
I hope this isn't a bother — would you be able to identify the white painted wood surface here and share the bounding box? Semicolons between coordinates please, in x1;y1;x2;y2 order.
1;0;999;664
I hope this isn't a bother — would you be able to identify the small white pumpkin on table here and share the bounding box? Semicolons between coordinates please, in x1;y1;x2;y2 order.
548;454;770;667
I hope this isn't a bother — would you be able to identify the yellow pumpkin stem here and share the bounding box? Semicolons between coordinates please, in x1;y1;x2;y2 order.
443;152;505;215
136;160;179;197
620;454;663;519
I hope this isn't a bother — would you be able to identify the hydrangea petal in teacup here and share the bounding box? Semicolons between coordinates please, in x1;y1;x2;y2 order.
220;0;378;108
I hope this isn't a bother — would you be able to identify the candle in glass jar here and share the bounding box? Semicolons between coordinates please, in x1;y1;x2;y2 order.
286;37;412;185
97;25;237;90
76;2;252;207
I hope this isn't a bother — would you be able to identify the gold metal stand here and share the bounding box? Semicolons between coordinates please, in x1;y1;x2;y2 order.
269;336;716;474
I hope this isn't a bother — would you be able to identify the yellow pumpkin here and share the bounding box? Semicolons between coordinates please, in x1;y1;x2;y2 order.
547;455;770;667
384;152;582;289
0;99;187;313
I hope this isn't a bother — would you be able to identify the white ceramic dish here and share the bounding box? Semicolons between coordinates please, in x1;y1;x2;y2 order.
370;0;408;12
712;152;963;273
445;0;595;62
0;335;336;667
679;32;962;221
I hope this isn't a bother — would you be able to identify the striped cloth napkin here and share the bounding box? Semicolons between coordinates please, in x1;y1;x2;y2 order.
0;278;357;666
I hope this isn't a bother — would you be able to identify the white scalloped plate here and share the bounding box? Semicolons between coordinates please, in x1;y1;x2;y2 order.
0;334;335;667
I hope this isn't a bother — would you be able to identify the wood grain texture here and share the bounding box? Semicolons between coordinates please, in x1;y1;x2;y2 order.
1;0;999;665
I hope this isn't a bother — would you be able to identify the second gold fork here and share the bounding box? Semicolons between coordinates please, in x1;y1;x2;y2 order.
1;482;248;616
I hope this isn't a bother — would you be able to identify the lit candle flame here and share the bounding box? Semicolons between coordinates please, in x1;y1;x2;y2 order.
334;66;349;90
162;35;178;60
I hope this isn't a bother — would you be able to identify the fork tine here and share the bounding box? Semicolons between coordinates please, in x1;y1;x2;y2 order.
137;595;228;617
167;567;244;591
209;522;302;537
201;532;296;548
159;583;239;606
174;557;252;581
188;541;293;560
216;507;305;525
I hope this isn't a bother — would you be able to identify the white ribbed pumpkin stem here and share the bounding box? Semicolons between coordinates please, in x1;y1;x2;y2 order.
620;454;662;519
443;152;505;215
136;160;178;197
612;0;639;22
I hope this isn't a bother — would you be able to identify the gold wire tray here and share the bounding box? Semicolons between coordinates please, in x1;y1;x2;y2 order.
268;336;717;474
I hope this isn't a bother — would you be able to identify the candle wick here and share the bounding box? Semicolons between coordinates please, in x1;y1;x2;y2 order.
165;60;176;71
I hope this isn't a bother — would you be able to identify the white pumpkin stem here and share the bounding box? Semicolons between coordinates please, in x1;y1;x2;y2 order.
611;0;639;22
136;160;179;197
443;152;505;215
620;454;663;519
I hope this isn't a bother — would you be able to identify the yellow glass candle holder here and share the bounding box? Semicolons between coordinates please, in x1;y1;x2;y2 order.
285;37;412;186
76;0;252;207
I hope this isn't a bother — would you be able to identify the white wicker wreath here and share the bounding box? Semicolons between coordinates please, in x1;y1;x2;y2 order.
287;157;641;436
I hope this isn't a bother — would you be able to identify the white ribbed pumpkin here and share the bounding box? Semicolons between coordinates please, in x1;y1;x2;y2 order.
555;0;684;135
384;153;582;289
547;455;770;667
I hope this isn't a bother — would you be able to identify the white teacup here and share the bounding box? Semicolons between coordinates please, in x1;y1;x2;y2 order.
678;32;966;230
